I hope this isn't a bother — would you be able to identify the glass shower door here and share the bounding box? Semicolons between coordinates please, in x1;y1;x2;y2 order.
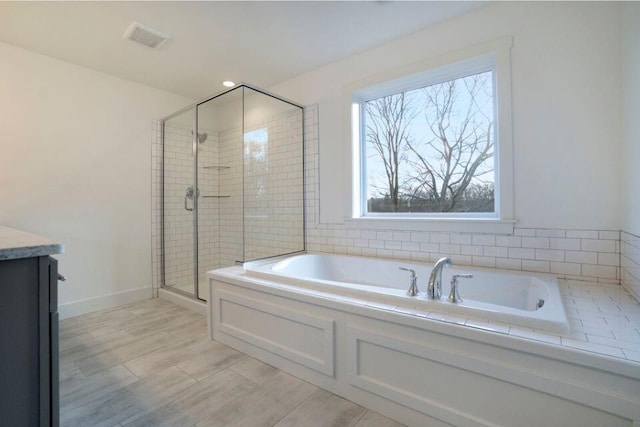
195;87;243;301
162;107;197;298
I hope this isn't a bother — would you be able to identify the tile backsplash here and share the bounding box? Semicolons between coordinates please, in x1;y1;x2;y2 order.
302;105;624;287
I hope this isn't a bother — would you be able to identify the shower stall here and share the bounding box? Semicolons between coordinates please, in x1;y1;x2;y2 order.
160;84;305;301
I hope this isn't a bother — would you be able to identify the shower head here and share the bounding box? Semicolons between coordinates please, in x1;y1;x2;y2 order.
191;130;208;144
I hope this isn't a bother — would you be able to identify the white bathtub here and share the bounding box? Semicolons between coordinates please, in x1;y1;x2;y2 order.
244;253;569;334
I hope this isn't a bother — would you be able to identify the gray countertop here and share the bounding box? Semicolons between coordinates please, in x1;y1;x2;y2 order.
0;226;64;261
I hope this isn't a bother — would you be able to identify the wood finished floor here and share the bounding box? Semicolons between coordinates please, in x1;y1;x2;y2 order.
60;298;405;427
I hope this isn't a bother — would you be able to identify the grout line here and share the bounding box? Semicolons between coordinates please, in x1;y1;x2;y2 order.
352;410;368;427
121;363;141;380
269;387;320;427
174;363;200;382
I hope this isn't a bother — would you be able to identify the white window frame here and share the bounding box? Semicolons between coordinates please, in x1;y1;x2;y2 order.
347;37;515;234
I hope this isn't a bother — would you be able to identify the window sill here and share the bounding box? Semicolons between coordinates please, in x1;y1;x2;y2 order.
344;217;516;234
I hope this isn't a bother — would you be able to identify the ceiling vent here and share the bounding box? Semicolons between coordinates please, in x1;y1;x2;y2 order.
122;21;170;49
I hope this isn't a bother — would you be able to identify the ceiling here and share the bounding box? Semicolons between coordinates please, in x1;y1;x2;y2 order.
0;1;486;100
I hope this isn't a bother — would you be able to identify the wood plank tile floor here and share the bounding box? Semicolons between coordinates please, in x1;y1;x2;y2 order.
60;298;405;427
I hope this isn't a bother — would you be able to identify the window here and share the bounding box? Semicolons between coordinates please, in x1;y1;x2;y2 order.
244;128;268;197
356;56;498;219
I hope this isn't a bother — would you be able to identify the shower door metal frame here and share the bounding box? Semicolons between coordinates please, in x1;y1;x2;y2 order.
192;105;199;298
160;83;306;302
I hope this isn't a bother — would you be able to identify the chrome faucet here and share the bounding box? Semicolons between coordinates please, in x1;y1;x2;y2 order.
427;257;451;300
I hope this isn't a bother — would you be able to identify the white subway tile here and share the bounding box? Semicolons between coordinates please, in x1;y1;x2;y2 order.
376;249;394;258
353;238;368;247
420;242;439;252
566;230;599;239
376;231;393;241
508;247;535;260
401;241;420;252
514;228;536;236
582;239;616;253
599;230;620;241
439;244;461;255
495;236;522;247
430;233;450;244
384;240;402;250
496;257;522;270
360;230;377;239
535;249;564;262
549;238;581;250
536;229;565;238
410;251;430;262
484;246;508;257
550;262;581;276
565;251;598;265
472;256;496;268
472;235;496;246
411;232;430;242
347;246;363;256
393;231;411;241
368;240;384;249
450;234;472;245
461;245;483;256
522;260;550;273
582;264;617;280
346;230;361;239
450;254;472;266
522;237;550;249
598;252;620;266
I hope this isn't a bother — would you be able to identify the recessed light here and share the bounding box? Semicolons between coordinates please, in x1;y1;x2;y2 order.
223;81;235;87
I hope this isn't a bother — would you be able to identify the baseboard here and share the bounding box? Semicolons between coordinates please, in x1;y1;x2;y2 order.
158;288;207;315
59;286;152;319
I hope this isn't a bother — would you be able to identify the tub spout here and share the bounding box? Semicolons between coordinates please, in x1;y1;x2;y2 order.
427;257;451;300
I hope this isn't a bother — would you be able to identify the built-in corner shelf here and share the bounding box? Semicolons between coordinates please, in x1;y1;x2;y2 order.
203;195;231;198
203;165;231;170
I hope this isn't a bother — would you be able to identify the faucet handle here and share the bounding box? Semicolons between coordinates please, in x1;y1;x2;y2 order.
399;267;416;278
448;274;473;303
399;267;419;296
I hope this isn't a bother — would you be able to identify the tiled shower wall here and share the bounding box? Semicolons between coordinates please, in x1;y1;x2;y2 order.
152;108;304;296
302;105;625;287
243;110;304;261
217;110;303;266
622;231;640;299
152;121;221;294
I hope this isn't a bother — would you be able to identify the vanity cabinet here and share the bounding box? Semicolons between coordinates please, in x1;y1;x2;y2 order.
0;227;63;427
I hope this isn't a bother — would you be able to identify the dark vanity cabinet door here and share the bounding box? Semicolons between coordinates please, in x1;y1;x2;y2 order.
0;256;60;427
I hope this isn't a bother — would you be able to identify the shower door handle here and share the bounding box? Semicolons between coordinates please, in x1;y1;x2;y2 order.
184;186;196;211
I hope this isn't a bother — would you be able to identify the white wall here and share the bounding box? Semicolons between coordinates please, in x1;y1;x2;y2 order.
270;2;623;230
0;41;192;316
622;3;640;237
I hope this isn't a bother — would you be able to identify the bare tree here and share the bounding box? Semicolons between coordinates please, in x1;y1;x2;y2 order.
365;92;416;211
403;72;494;212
